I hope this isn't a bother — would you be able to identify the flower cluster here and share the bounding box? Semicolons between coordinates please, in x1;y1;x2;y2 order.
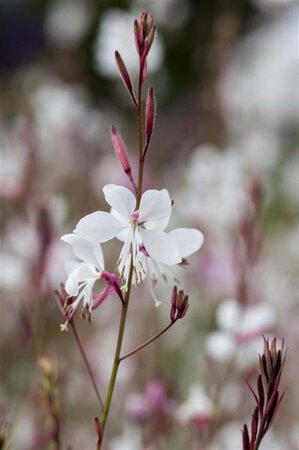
60;183;203;324
59;10;204;328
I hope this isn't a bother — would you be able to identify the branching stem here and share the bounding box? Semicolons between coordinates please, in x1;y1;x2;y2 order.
119;320;177;362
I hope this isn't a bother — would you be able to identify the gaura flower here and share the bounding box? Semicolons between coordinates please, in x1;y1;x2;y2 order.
142;228;204;306
73;184;203;290
60;234;105;329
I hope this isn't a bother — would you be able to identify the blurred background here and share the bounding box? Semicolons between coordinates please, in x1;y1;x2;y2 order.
0;0;298;448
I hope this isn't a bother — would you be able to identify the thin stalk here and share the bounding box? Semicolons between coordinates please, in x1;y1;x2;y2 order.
70;320;104;411
136;66;144;208
98;67;145;448
119;320;176;362
99;260;134;443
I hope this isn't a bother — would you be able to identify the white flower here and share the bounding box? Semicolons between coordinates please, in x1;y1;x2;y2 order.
177;145;247;231
60;234;104;329
73;184;204;290
176;383;214;424
205;299;276;364
143;227;204;306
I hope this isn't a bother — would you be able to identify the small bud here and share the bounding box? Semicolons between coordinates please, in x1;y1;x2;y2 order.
115;51;137;107
242;424;250;450
170;286;189;322
134;11;155;59
144;24;156;59
134;18;142;56
110;125;131;175
94;417;102;444
145;87;156;141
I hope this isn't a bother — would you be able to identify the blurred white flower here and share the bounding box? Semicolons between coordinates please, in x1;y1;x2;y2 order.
217;298;276;335
222;6;297;132
177;145;247;230
31;79;108;175
94;9;164;78
45;0;91;47
0;252;27;291
110;428;142;450
206;299;276;363
32;81;87;145
176;383;214;424
237;128;281;175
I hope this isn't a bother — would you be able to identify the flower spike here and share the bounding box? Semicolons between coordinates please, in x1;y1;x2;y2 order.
242;337;287;450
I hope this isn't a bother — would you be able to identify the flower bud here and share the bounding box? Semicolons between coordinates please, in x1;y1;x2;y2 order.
94;417;102;444
170;286;189;322
242;337;287;450
145;86;156;142
115;51;137;107
110;125;131;175
134;11;156;59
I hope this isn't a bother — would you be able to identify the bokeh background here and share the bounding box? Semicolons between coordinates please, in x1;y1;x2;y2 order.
0;0;298;449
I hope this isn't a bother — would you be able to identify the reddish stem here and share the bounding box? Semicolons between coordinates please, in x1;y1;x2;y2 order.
119;320;177;362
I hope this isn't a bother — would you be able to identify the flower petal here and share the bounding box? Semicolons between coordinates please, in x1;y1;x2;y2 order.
65;265;81;296
74;211;125;242
139;229;181;265
61;234;104;269
103;184;135;219
169;228;204;258
144;216;171;232
65;263;97;296
64;260;79;276
139;189;172;223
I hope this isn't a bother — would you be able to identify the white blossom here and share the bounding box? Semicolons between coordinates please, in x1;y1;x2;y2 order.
73;184;203;293
60;234;104;329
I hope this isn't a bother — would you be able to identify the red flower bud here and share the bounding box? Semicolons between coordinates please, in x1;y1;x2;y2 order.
145;86;156;142
110;125;131;175
94;417;102;444
170;286;189;322
134;10;156;80
115;51;137;108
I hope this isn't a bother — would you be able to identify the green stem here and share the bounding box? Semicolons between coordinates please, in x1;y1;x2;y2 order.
98;67;145;449
99;260;134;441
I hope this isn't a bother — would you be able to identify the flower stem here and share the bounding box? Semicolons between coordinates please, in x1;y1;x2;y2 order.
70;319;104;411
98;66;145;449
99;260;134;445
119;320;176;362
136;67;144;208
